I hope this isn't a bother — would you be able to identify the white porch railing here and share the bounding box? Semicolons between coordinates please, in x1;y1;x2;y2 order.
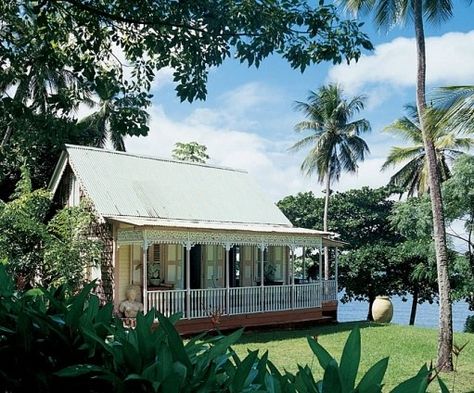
229;286;262;315
189;288;226;319
294;283;321;309
263;285;292;312
322;280;337;302
147;280;337;319
148;289;186;317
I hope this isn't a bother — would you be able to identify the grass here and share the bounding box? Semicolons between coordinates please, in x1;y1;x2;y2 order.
232;322;474;392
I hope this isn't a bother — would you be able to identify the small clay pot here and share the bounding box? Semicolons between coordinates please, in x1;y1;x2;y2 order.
372;296;393;323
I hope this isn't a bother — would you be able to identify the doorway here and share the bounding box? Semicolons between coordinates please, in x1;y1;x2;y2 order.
190;245;202;289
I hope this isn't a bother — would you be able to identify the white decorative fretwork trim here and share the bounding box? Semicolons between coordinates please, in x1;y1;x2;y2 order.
117;228;322;248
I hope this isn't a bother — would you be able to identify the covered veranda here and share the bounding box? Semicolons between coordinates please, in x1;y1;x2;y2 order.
115;218;342;329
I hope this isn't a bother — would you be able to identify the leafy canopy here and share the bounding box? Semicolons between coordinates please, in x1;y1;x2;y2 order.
0;0;373;197
172;142;210;164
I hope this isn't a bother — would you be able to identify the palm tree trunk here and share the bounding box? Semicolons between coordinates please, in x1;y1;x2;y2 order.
323;171;330;280
414;0;453;371
1;125;12;147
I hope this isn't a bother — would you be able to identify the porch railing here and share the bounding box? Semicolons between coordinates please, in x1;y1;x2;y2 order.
147;280;337;319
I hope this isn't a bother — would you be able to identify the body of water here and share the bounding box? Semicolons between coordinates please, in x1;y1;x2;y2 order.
338;293;473;332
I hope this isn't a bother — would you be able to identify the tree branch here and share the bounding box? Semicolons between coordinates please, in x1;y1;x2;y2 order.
55;0;263;38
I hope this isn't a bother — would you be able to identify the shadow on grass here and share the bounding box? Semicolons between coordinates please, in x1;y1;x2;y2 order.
237;321;387;345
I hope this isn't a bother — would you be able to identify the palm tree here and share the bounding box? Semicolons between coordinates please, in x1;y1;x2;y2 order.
340;0;455;370
434;85;474;133
78;94;127;152
382;104;474;196
172;142;210;163
290;84;370;279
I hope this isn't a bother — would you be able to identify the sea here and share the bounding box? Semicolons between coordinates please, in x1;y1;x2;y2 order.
338;293;473;332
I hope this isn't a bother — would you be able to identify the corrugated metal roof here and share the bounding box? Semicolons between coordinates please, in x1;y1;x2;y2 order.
62;145;292;227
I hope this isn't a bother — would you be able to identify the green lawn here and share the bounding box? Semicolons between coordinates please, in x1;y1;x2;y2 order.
232;322;474;392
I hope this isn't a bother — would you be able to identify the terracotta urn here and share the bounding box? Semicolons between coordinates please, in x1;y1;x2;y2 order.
372;296;393;323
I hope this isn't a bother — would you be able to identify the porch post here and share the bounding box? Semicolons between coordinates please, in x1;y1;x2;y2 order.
185;241;192;320
260;244;265;312
302;246;306;282
319;244;323;304
290;246;295;309
142;238;148;313
225;243;231;316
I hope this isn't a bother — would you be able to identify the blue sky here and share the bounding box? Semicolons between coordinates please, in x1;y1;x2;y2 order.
126;2;474;202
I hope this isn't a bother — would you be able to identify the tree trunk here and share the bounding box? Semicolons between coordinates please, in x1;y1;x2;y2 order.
1;125;12;147
413;0;453;371
323;171;330;280
367;295;375;321
409;287;419;326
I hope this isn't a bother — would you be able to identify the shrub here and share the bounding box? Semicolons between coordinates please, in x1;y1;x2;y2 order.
0;266;449;392
465;315;474;333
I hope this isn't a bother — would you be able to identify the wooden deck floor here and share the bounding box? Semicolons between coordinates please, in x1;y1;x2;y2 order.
175;300;337;335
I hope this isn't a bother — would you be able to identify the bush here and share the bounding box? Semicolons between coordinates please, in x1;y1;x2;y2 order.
465;315;474;333
0;266;449;392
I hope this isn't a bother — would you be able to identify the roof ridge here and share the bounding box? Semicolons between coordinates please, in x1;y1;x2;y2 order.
64;144;248;173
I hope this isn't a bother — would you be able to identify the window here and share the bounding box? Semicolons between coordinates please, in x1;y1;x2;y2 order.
152;244;160;262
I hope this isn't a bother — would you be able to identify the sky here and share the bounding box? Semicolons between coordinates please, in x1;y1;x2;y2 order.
126;2;474;203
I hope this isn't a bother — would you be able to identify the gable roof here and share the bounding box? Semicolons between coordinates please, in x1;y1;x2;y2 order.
49;144;293;228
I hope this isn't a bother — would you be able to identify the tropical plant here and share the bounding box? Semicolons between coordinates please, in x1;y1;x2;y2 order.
307;326;449;393
0;167;102;291
172;142;210;163
0;265;449;392
382;104;474;196
290;84;370;278
340;0;457;371
43;200;103;291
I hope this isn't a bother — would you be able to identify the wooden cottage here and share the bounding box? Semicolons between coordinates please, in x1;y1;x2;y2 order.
49;144;342;334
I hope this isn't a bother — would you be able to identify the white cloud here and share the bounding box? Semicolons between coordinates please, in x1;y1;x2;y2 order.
126;82;394;202
328;30;474;106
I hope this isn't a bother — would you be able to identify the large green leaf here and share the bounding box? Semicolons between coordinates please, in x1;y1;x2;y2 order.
55;364;106;377
437;376;450;393
65;282;96;329
356;357;389;393
156;343;173;382
322;359;342;393
230;350;258;392
156;313;192;372
307;336;334;369
339;326;361;392
389;364;430;393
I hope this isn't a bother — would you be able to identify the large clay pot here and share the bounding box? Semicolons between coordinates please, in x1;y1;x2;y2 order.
372;296;393;323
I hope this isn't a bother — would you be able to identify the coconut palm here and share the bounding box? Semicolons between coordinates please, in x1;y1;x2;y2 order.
340;0;455;370
78;94;126;152
434;85;474;133
290;84;370;278
382;104;474;197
